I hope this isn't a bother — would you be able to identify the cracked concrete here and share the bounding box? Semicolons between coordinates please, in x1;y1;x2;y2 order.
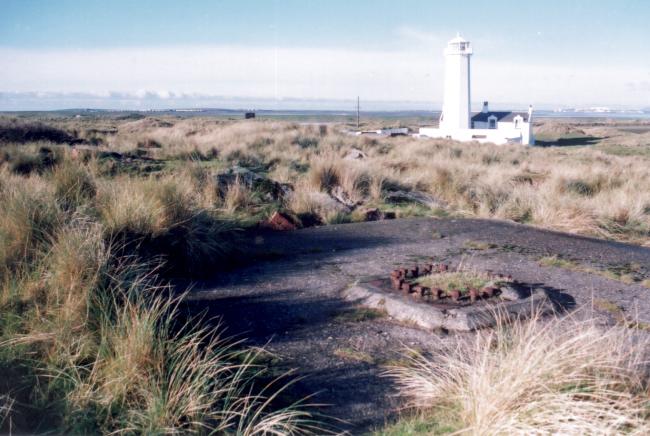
183;217;650;433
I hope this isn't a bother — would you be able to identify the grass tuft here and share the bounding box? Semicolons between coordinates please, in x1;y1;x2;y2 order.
384;312;650;435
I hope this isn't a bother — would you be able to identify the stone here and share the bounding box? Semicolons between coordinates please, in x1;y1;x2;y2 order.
343;280;555;332
500;285;523;301
359;208;382;221
299;191;352;214
384;190;448;209
344;148;367;160
261;211;297;231
330;185;358;209
215;166;293;201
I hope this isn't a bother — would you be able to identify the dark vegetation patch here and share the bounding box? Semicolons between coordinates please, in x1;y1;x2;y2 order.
0;119;79;144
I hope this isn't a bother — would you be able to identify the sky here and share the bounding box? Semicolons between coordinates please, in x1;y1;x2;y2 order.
1;0;649;110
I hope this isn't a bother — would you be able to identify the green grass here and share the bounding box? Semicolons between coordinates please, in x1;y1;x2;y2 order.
462;239;496;250
415;270;505;293
596;144;650;158
375;415;457;436
540;256;649;286
333;347;375;364
334;307;387;323
0;153;321;433
539;255;581;270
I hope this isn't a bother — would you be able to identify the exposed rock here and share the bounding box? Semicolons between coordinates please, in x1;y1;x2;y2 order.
260;211;297;231
499;285;524;301
384;190;448;209
331;185;359;209
359;208;382;221
307;191;352;214
343;281;554;332
214;166;293;201
344;148;367;160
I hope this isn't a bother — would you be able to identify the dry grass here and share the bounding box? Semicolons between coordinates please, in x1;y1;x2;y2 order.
0;150;321;433
415;262;509;293
384;313;650;435
415;270;498;293
7;116;650;246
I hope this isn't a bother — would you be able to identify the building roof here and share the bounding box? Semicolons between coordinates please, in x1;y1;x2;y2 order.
471;111;529;123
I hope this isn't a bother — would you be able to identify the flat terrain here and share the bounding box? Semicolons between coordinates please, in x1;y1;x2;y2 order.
186;217;650;433
2;114;650;433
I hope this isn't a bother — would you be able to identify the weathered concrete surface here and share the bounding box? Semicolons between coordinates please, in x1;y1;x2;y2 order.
343;280;554;332
184;217;650;433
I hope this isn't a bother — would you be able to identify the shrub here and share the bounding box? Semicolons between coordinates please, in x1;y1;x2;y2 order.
51;161;97;211
97;176;238;277
308;158;340;192
385;313;650;435
0;174;62;276
8;146;62;175
0;120;77;144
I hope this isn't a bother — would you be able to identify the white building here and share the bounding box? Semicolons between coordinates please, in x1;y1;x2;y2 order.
419;35;535;145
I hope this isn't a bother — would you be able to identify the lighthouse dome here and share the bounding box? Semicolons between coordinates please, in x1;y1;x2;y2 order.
445;34;472;55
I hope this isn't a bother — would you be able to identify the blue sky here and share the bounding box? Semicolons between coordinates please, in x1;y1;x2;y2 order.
1;0;649;110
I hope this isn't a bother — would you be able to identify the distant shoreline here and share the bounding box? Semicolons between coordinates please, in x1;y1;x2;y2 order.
1;108;649;120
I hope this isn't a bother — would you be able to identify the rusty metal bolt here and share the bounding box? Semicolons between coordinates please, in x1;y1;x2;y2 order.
449;289;460;301
401;282;413;293
469;288;478;303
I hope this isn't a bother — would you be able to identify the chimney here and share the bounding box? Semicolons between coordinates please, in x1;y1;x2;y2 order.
482;101;489;114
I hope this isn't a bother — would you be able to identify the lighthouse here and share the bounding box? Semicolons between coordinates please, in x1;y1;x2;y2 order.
418;35;535;145
439;34;473;130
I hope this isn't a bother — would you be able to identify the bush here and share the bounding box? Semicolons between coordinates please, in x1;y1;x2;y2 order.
385;313;650;434
308;158;340;192
8;146;62;175
0;120;77;144
51;161;97;210
0;175;62;276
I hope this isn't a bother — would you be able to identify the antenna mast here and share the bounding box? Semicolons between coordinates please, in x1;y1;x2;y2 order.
356;96;360;130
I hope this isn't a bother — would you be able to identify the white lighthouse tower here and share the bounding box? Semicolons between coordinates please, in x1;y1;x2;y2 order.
439;34;472;130
418;34;535;145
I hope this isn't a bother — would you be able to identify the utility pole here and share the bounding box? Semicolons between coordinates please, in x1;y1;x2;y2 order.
356;96;360;130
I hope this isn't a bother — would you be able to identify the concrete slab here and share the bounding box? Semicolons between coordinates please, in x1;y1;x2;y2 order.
343;277;554;331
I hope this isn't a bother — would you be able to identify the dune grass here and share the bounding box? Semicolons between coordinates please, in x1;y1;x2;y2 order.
2;115;650;432
5;116;650;246
0;151;323;433
382;312;650;435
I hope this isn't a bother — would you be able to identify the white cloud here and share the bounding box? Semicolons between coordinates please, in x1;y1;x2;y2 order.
0;44;648;108
394;26;447;46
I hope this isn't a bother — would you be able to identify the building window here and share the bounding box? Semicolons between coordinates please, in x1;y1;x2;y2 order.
488;117;497;129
